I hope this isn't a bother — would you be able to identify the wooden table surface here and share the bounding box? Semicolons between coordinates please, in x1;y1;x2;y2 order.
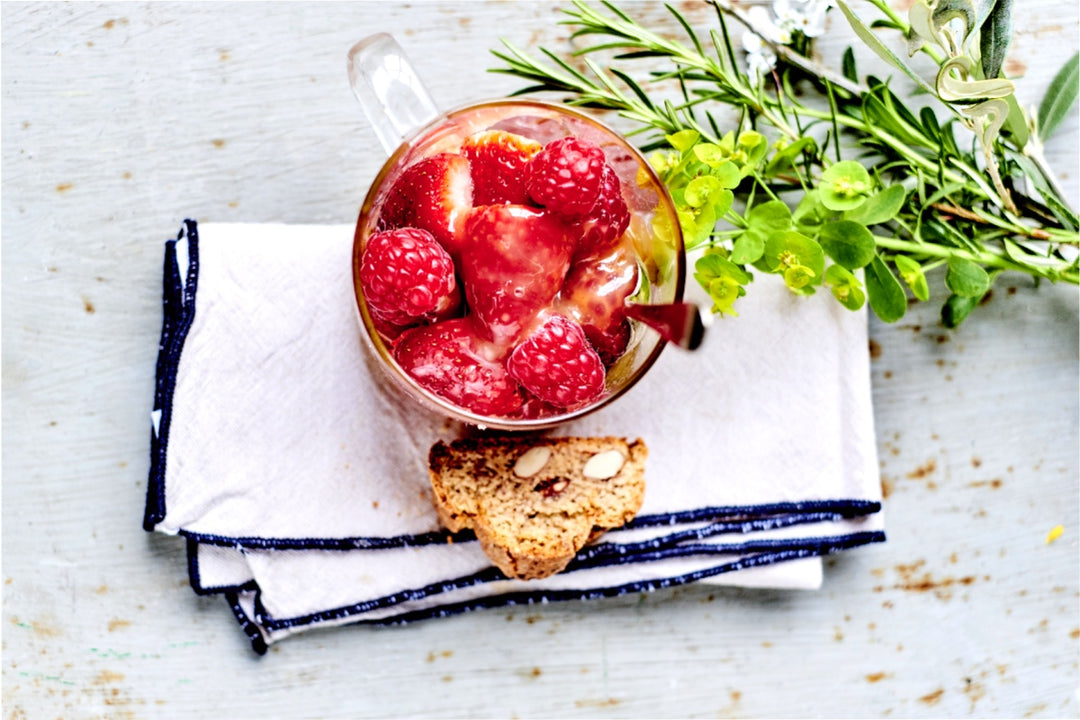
3;1;1077;717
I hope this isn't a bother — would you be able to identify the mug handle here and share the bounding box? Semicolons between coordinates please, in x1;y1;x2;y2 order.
347;34;441;156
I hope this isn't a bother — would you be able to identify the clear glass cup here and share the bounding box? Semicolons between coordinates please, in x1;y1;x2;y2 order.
348;34;685;431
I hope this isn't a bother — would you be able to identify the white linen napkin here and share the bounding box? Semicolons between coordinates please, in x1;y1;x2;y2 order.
146;220;884;653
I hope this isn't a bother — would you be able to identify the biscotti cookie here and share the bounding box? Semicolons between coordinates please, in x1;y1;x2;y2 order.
427;436;647;580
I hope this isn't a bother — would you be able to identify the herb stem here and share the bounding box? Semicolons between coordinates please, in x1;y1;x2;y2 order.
713;0;866;96
873;234;1078;283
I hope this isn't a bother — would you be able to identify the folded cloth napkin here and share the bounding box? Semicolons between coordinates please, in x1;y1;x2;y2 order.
145;220;885;653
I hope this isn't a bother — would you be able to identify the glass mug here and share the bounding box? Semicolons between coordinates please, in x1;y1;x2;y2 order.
348;34;685;431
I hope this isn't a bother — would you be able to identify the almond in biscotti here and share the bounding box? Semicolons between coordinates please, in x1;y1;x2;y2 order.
582;449;626;479
427;436;647;580
513;446;552;478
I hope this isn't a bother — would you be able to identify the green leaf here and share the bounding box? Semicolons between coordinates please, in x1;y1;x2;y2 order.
685;175;721;207
843;184;907;225
920;106;942;138
707;276;743;316
865;255;908;322
825;264;866;310
894;255;931;302
1037;52;1079;141
693;143;727;167
908;1;942;50
793;191;827;232
694;252;751;314
710;161;742;189
1002;93;1030;148
763;231;825;291
936;56;1015;102
666;129;700;152
783;264;816;290
731;234;765;265
835;0;936;95
744;200;793;252
1006;150;1079;230
695;251;752;285
979;0;1013;80
931;0;977;45
945;257;991;297
765;136;817;174
673;197;718;251
941;293;979;327
738;131;769;167
818;220;877;270
1002;238;1068;274
842;46;858;83
820;160;872;211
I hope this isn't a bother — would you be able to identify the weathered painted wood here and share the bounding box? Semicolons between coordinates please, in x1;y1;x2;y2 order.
2;2;1077;717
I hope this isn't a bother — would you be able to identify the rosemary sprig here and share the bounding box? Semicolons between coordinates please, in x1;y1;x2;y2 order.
490;0;1079;326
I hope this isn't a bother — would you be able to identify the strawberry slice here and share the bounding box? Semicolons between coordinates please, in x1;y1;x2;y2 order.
459;204;575;346
393;317;523;417
377;153;473;257
461;130;542;206
556;241;639;366
507;315;606;410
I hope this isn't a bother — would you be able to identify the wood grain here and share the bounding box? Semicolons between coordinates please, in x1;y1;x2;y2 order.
2;2;1077;717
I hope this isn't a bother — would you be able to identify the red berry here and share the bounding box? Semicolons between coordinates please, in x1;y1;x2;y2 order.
378;153;473;257
507;315;606;409
359;228;461;328
459;204;575;346
575;164;630;259
582;320;631;367
394;318;523;417
526;137;605;218
556;242;639;366
461;130;542;206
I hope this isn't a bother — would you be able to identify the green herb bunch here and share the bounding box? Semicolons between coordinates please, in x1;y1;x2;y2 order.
491;0;1079;325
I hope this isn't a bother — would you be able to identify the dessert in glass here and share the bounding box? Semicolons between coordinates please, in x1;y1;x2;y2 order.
349;36;685;431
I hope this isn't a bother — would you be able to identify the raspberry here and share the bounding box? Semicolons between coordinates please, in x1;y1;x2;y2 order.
459;204;575;346
394;318;524;417
378;153;473;257
461;130;542;206
359;228;460;328
575;164;630;258
507;315;606;409
526;137;606;218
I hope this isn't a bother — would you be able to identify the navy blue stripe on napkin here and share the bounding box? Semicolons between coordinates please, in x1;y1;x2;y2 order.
251;530;885;634
144;219;200;532
185;538;258;597
224;591;269;655
182;509;878;595
228;530;885;654
627;499;882;528
365;533;884;626
176;499;881;551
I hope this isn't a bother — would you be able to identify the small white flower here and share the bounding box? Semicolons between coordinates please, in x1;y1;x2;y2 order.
747;5;791;44
801;0;831;37
772;0;804;37
741;31;778;78
773;0;831;39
